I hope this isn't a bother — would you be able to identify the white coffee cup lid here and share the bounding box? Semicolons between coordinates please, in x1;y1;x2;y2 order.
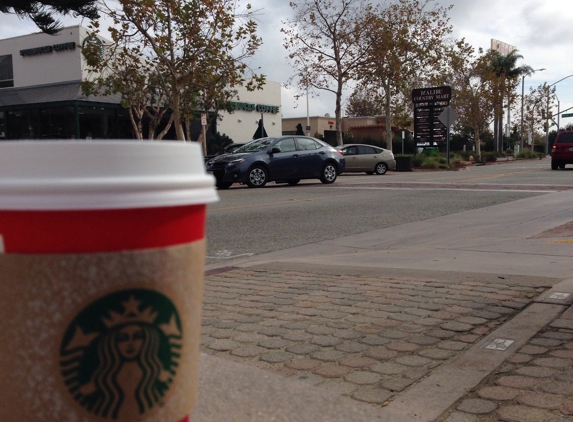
0;141;219;210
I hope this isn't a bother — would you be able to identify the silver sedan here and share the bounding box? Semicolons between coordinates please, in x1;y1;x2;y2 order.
335;144;396;175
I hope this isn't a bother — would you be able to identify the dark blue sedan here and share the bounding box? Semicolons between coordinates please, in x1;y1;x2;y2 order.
205;136;345;189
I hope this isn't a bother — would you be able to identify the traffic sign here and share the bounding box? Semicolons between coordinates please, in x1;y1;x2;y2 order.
439;106;458;127
562;113;573;118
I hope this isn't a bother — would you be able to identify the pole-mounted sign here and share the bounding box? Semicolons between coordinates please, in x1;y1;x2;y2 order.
412;86;452;149
438;106;459;164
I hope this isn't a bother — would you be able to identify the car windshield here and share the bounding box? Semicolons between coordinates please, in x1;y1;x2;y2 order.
235;138;276;153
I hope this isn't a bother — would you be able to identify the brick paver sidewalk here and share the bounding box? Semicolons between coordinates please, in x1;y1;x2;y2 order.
200;267;549;407
442;306;573;422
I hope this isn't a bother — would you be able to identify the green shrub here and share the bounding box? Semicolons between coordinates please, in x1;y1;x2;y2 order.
412;156;424;167
482;152;497;162
459;150;473;160
438;157;447;165
516;150;538;160
422;158;440;169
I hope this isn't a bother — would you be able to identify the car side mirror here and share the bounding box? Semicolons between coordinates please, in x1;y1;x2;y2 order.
269;147;281;154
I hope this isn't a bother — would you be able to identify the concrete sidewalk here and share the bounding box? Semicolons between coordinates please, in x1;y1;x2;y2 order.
193;191;573;421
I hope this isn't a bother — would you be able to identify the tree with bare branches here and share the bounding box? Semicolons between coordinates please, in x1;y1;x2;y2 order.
282;0;375;145
83;0;264;145
442;41;496;160
359;0;453;152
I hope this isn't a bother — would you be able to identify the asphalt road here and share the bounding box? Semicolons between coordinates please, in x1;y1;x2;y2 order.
205;157;573;265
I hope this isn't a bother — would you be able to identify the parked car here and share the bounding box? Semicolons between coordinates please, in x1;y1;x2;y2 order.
335;144;396;175
551;131;573;170
204;143;247;163
205;136;345;189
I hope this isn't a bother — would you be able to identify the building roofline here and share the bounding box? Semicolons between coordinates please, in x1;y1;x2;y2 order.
0;25;83;43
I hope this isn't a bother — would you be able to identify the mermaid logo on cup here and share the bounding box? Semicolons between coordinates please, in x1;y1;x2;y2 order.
60;289;182;420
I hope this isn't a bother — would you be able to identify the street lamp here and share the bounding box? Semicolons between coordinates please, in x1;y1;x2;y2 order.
545;74;573;155
520;68;545;152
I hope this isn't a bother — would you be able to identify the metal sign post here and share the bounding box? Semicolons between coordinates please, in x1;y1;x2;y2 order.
201;113;207;155
438;106;459;165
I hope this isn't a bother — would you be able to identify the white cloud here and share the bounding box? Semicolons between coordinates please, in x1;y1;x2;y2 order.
1;0;572;123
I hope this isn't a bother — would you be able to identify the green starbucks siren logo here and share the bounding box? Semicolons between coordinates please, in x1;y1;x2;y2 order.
60;289;182;419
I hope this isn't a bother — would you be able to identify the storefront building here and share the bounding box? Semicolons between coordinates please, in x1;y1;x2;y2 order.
0;26;282;142
282;115;402;147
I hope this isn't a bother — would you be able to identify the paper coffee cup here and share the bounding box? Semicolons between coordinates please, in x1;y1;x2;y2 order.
0;141;218;421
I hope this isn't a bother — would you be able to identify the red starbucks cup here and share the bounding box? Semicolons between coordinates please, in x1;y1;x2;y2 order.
0;141;218;422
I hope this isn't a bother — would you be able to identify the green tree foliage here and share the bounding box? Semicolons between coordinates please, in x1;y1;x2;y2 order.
345;87;384;117
357;0;454;153
488;49;532;153
282;0;375;146
82;0;264;145
523;83;556;146
1;0;98;34
440;41;496;160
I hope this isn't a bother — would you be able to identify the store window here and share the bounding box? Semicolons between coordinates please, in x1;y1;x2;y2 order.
0;111;6;139
0;55;14;88
40;107;76;139
7;109;40;139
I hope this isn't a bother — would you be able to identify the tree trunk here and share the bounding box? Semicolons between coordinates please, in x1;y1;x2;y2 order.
335;80;343;146
493;113;498;154
171;84;185;141
128;108;143;140
384;79;392;152
475;129;481;162
498;107;504;153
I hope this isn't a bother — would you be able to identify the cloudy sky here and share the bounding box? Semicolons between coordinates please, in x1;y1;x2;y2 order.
1;0;572;126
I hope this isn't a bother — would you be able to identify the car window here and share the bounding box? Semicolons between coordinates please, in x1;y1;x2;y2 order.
342;146;357;156
226;144;244;153
274;138;297;152
235;138;275;153
357;146;377;155
297;137;321;150
556;132;573;143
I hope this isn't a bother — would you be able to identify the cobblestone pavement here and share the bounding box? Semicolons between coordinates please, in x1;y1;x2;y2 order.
441;307;573;422
200;267;549;408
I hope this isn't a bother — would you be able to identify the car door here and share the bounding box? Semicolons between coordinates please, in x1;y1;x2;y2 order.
341;146;358;171
295;137;325;177
355;145;378;171
265;138;299;180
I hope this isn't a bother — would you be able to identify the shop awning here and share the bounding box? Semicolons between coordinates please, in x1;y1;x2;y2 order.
0;81;121;107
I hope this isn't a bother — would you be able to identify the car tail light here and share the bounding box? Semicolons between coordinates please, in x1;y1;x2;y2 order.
337;150;344;156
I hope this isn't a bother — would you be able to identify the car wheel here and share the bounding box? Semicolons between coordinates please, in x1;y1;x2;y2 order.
216;181;233;189
287;179;300;186
320;163;337;184
559;164;566;169
551;160;559;170
247;166;268;188
375;162;388;175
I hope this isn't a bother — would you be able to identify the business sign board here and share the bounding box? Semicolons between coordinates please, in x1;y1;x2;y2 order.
411;86;451;104
412;86;451;144
491;39;517;55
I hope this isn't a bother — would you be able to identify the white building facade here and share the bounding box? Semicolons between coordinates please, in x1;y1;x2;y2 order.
218;81;282;143
0;26;282;144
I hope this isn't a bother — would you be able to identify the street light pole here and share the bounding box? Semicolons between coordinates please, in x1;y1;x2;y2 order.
520;68;545;152
306;84;310;136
